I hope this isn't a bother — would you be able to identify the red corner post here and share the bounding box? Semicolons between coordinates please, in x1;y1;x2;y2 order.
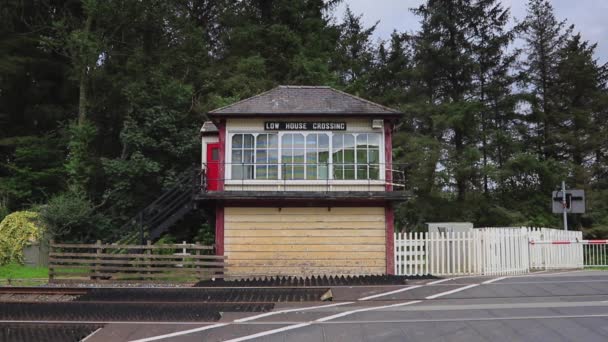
215;119;226;256
384;119;395;274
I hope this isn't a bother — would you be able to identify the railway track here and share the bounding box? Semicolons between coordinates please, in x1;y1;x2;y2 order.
0;286;332;302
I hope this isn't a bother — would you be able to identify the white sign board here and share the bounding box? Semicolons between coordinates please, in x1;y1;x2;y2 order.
552;189;585;214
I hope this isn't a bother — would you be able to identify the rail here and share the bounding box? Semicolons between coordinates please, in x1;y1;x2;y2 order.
201;161;408;192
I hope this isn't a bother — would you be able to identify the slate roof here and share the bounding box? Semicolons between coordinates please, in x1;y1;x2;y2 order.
208;86;401;116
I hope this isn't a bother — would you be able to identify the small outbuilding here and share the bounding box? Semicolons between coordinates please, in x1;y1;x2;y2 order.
197;86;407;277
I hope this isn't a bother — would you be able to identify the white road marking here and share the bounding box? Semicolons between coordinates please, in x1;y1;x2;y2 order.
427;278;456;285
222;323;312;342
358;285;422;301
315;300;421;322
221;301;421;341
234;301;354;322
298;313;608;324
128;323;228;342
482;277;507;284
81;327;102;341
425;284;479;299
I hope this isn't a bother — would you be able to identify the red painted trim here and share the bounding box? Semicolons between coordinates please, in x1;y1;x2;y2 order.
214;199;395;207
215;206;224;256
384;120;393;191
217;119;226;191
385;205;395;275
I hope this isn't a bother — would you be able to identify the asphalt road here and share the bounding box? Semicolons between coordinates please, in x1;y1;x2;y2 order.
89;270;608;342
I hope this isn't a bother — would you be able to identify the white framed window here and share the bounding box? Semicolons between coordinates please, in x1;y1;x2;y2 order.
228;131;383;181
332;133;381;180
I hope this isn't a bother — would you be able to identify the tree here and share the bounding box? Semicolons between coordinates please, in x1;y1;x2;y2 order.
333;6;377;94
520;0;572;190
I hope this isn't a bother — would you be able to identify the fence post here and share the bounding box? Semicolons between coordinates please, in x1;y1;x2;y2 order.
48;239;55;282
146;240;152;279
195;242;201;280
94;240;102;280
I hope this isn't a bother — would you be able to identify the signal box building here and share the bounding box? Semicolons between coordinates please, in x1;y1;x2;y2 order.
199;86;407;277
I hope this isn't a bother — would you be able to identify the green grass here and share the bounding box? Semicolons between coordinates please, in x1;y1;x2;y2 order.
584;266;608;270
0;263;48;279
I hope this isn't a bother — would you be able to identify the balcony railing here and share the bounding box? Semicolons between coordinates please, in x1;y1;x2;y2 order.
200;162;407;192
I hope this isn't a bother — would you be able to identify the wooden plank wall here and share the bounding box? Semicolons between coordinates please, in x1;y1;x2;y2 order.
224;207;386;276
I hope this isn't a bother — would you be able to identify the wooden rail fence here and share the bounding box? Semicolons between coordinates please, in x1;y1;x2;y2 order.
49;240;225;282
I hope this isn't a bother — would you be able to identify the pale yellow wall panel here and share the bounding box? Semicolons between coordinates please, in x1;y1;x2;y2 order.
225;221;386;229
225;229;385;238
225;244;384;252
226;207;385;216
225;236;385;245
224;251;385;260
226;214;384;223
227;259;386;267
224;206;387;276
226;266;385;277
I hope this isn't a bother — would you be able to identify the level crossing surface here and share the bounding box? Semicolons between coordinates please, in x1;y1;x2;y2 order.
81;270;608;342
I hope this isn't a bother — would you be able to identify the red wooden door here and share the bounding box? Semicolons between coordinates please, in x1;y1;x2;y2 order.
206;143;220;191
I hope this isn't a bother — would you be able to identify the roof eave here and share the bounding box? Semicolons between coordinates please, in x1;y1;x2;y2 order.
207;112;403;118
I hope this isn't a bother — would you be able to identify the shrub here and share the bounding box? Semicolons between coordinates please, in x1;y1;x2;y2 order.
37;187;112;243
0;211;43;265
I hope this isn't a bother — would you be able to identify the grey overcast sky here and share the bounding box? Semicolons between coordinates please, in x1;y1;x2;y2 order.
336;0;608;64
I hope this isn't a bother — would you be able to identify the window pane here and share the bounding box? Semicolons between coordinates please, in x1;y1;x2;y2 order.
232;165;243;179
368;133;381;147
318;164;328;179
293;148;305;164
369;149;379;163
319;134;329;148
268;149;278;163
357;165;368;179
244;150;254;163
319;150;329;163
243;134;254;148
293;165;305;179
357;149;368;164
232;134;243;148
370;165;380;180
269;134;278;148
293;134;305;149
306;134;317;147
334;166;343;180
257;134;267;148
306;151;317;164
244;165;254;179
232;150;242;163
256;165;267;179
282;134;293;148
332;134;342;149
344;165;355;179
283;165;292;179
344;134;355;149
344;149;355;163
333;150;343;163
357;133;367;148
256;149;268;163
306;165;317;180
268;165;278;179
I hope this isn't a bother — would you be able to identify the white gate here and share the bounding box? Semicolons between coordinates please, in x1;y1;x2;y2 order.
527;228;584;269
394;227;583;276
394;228;529;276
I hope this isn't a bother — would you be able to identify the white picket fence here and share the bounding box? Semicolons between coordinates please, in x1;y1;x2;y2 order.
394;227;583;276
